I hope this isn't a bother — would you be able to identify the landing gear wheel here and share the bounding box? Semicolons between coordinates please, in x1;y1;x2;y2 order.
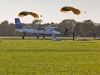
22;36;24;39
37;36;39;39
43;36;45;38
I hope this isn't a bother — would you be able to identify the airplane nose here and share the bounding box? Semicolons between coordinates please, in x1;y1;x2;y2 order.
57;32;61;34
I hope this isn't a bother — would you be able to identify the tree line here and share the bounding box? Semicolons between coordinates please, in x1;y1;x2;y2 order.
0;19;100;37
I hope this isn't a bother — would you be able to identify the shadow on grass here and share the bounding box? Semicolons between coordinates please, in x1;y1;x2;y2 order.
69;41;96;43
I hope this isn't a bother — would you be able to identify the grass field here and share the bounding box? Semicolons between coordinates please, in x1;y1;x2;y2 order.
0;38;100;75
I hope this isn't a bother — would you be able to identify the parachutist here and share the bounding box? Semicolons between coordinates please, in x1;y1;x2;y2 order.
60;6;81;15
18;11;39;18
93;32;96;40
64;27;68;37
72;31;76;41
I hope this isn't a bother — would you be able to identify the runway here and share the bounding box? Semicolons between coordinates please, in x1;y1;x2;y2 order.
0;36;94;40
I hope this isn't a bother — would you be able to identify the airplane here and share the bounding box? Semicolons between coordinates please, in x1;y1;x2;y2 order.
15;18;61;39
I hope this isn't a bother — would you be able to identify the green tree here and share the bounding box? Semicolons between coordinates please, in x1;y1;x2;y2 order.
80;20;95;36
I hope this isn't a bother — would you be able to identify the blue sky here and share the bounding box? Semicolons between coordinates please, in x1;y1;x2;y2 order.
0;0;100;24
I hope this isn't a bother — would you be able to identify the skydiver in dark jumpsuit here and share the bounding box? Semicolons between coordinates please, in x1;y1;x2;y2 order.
72;31;76;41
93;32;96;40
22;32;26;39
64;27;68;37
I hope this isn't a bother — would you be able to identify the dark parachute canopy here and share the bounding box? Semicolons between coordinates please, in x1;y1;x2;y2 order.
60;6;81;15
18;11;39;18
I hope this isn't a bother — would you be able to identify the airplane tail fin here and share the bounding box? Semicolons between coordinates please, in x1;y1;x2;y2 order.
15;18;23;29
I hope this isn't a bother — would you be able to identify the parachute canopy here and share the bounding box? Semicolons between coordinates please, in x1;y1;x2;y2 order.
60;6;81;15
18;11;39;18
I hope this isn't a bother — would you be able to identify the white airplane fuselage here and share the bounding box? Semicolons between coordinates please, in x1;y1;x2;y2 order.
16;27;60;35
